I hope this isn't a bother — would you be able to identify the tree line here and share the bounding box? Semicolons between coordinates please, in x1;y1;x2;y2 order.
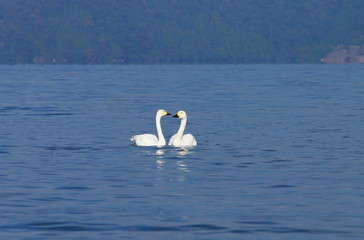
1;0;363;64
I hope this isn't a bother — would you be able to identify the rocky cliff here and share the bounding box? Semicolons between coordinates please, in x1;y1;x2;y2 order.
321;45;364;64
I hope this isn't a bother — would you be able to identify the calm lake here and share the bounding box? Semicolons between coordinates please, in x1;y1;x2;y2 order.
0;64;363;239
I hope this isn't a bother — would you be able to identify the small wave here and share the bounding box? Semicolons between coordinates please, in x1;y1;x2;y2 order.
262;149;278;152
306;128;342;133
0;221;353;238
27;221;111;232
264;159;293;164
1;222;227;233
237;220;278;225
42;146;98;152
264;184;297;188
181;224;228;231
0;105;75;116
255;226;348;235
27;112;75;116
55;186;94;191
123;225;180;232
121;224;227;232
0;203;32;208
0;106;33;112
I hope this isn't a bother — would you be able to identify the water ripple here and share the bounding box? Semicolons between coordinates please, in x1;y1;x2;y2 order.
0;222;353;236
1;65;363;240
264;184;297;188
55;186;94;191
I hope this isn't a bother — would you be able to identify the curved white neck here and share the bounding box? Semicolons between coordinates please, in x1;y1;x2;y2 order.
175;118;187;140
156;115;166;145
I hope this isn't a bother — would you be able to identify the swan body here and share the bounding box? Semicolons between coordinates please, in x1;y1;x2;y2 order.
169;110;197;147
130;109;170;146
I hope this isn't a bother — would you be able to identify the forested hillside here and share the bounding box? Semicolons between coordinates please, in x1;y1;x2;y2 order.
1;0;364;64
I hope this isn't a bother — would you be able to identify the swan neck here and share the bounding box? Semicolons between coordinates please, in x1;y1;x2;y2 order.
156;115;165;144
176;118;187;138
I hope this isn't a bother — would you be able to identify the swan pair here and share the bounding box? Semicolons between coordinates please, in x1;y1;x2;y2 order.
130;109;197;147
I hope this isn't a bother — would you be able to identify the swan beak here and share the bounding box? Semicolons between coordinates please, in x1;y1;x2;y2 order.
166;112;171;116
173;114;179;118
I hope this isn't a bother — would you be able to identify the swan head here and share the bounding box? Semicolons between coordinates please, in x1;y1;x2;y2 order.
157;109;171;118
173;110;187;120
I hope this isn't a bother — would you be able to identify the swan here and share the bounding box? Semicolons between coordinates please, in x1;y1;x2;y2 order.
168;110;197;147
130;109;170;146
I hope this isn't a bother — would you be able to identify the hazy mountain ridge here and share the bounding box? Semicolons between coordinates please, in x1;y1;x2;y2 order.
1;0;363;64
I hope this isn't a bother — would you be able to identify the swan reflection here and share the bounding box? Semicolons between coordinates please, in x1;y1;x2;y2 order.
177;160;189;172
156;158;165;169
156;149;166;155
155;149;166;169
154;147;192;174
176;147;193;156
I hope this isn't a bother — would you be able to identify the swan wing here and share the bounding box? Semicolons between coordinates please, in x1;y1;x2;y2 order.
130;134;158;146
168;133;178;146
181;134;197;146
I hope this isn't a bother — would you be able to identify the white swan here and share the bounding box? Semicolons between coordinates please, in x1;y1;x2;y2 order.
130;109;170;146
168;110;197;147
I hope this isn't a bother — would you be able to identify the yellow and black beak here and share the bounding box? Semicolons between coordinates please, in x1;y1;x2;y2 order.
173;114;179;118
166;112;171;116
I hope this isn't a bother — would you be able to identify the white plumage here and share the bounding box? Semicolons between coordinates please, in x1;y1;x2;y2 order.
130;109;170;146
169;110;197;147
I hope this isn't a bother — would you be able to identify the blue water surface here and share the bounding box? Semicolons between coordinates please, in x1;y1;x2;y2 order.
0;64;363;239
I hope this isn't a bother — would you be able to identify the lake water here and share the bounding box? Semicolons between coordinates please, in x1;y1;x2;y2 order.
0;64;363;239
